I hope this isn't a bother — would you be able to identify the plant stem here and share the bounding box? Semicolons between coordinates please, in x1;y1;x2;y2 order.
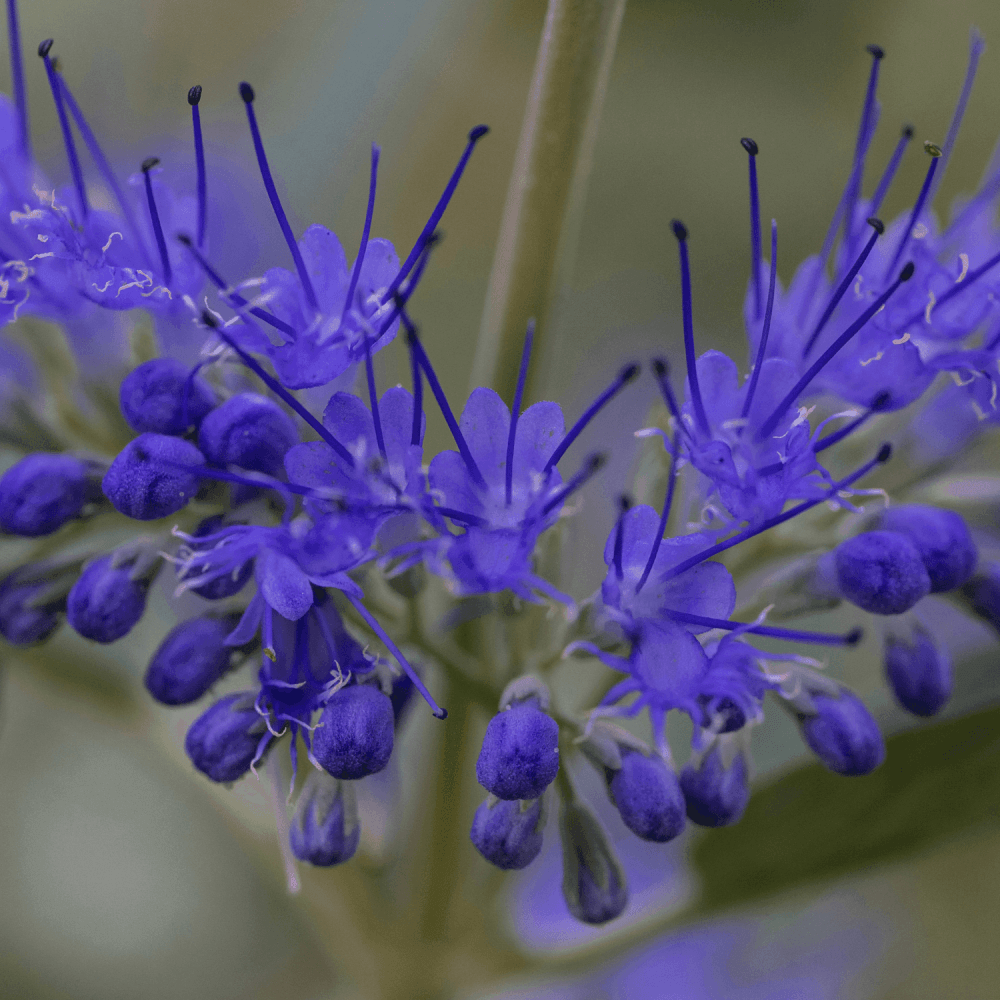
470;0;628;405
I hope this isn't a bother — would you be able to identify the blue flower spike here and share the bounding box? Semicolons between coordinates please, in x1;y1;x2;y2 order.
885;625;953;716
312;681;395;780
558;796;628;925
470;796;546;870
289;771;361;867
476;677;560;801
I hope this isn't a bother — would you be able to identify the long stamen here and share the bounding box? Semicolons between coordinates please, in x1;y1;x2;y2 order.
541;453;606;516
6;1;29;157
650;358;693;443
612;495;631;580
842;44;884;246
56;74;150;262
742;138;762;319
240;82;319;313
870;126;913;217
756;263;914;442
661;443;891;582
636;426;680;593
667;609;863;646
400;311;486;487
813;391;890;453
543;363;640;472
900;243;1000;332
436;506;487;527
343;593;447;719
38;40;88;220
141;157;172;285
188;85;207;248
672;220;710;436
884;143;941;281
362;330;386;459
177;234;297;341
199;310;356;466
341;144;380;329
927;28;985;206
384;125;489;302
803;217;884;357
409;317;423;447
506;320;535;506
741;219;778;420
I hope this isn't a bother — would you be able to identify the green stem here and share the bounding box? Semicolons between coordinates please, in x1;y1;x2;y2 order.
470;0;628;404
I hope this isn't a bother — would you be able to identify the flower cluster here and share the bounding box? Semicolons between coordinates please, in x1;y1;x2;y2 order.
4;5;1000;927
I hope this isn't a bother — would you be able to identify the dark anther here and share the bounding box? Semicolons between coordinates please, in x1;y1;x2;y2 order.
867;217;885;235
740;137;758;156
188;85;203;106
177;233;193;247
845;628;864;645
468;125;489;141
239;82;255;104
876;443;892;463
866;44;885;59
200;310;219;329
924;141;943;157
902;124;914;139
652;357;668;378
620;363;641;383
141;156;160;173
671;219;688;241
900;261;915;281
871;390;892;411
37;39;54;58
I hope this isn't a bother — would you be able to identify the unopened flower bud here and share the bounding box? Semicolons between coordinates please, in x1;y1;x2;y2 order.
312;683;395;780
289;771;361;866
0;453;93;536
470;796;545;870
607;750;686;843
198;392;298;475
875;504;977;592
0;567;64;645
184;692;266;782
66;554;151;643
960;562;1000;634
102;433;204;520
680;745;749;827
885;627;952;716
797;689;885;776
119;358;216;435
558;798;628;925
144;615;237;705
833;530;930;615
476;698;559;800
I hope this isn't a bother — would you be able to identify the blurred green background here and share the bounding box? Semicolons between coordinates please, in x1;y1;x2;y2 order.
3;0;1000;997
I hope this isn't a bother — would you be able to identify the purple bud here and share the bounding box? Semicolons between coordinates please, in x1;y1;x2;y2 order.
198;393;298;476
798;690;885;776
119;359;217;435
289;772;360;866
312;684;394;780
559;799;628;925
102;433;204;520
184;516;253;599
144;615;236;705
184;692;265;782
0;568;63;645
0;453;92;536
885;628;952;716
834;530;930;615
476;699;559;801
680;746;749;827
470;796;545;870
961;562;1000;634
875;504;977;592
66;555;150;643
607;750;686;843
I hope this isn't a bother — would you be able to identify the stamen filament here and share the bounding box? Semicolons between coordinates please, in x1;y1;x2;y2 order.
842;44;884;246
661;443;891;582
870;126;913;217
541;453;606;516
436;506;487;527
650;358;693;443
39;41;88;220
803;217;883;357
188;85;207;248
741;138;762;319
240;82;319;313
899;244;1000;332
543;363;640;472
385;125;488;302
409;318;423;447
343;592;447;718
363;331;386;458
636;426;680;593
884;144;940;281
756;264;914;442
672;220;710;436
667;609;863;646
741;219;778;419
6;0;29;157
141;157;172;286
506;320;535;506
612;495;630;580
341;144;379;325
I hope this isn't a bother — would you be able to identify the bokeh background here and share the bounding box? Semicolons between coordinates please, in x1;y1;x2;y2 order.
3;0;1000;997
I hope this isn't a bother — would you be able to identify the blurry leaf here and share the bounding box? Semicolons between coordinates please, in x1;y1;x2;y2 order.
692;702;1000;913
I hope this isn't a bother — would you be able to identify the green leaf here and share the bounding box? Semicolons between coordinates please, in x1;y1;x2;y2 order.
691;702;1000;913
